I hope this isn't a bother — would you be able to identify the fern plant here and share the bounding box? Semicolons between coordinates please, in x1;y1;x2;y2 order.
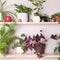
0;23;20;55
0;0;16;21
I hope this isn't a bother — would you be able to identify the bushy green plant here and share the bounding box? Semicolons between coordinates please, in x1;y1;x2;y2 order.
51;12;60;19
0;23;21;55
0;0;16;21
12;33;26;50
29;0;46;15
14;4;32;14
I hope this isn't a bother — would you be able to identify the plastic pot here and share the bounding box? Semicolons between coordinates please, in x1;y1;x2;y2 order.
34;43;46;54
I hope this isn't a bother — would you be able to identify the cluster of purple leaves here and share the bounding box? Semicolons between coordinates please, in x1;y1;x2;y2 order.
50;34;57;40
23;33;47;55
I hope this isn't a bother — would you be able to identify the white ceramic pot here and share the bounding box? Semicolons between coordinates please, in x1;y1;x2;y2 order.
17;13;28;22
16;47;24;54
32;16;40;22
0;12;2;21
45;39;58;54
25;48;35;54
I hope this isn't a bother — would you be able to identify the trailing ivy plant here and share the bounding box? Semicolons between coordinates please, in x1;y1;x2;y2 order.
29;0;46;15
0;23;21;55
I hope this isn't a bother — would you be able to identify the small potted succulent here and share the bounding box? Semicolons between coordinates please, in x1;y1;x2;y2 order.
51;12;60;22
14;4;32;22
29;0;46;22
0;0;17;22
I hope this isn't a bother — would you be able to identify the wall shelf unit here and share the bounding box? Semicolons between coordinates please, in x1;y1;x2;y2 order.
0;22;60;58
0;54;60;58
0;22;58;25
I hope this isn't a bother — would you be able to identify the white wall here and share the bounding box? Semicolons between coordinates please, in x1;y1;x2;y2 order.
0;0;60;60
4;0;60;17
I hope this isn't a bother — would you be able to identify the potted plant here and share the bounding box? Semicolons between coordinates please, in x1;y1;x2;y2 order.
0;0;17;22
29;0;46;22
12;33;26;54
14;4;32;22
22;30;47;58
40;13;50;22
0;23;21;55
51;12;60;22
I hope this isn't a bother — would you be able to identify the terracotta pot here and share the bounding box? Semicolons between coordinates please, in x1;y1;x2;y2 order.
54;16;60;22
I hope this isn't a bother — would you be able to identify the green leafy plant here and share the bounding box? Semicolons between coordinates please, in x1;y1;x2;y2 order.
0;23;21;55
29;0;46;15
14;4;32;14
12;33;26;50
51;12;60;23
51;12;60;19
0;0;17;21
58;57;60;60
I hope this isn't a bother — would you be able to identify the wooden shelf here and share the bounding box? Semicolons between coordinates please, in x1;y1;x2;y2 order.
0;22;59;25
0;54;60;57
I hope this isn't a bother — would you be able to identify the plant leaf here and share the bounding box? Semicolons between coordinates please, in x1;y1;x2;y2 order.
19;38;24;45
58;35;60;39
58;57;60;60
21;33;25;37
54;47;58;52
32;3;38;6
2;0;7;7
4;11;17;17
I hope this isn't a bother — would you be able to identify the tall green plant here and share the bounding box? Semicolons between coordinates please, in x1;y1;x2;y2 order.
0;23;20;55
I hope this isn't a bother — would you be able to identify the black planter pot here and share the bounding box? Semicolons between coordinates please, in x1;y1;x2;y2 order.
34;43;46;54
40;16;49;22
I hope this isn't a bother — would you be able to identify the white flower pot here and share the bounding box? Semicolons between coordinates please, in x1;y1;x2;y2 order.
0;13;2;21
32;16;40;22
45;39;58;54
25;49;35;54
16;47;24;54
17;13;28;22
